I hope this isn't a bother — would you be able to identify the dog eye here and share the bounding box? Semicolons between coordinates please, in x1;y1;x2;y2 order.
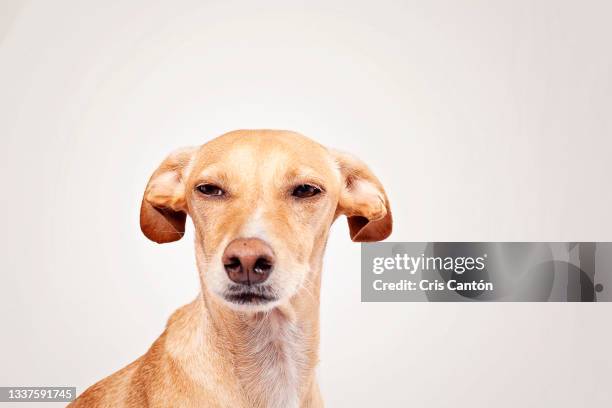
292;184;322;198
196;184;225;197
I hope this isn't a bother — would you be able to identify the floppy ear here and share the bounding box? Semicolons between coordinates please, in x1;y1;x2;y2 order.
140;147;198;244
333;150;392;242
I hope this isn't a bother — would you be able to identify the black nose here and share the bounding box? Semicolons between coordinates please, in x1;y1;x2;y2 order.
222;238;275;285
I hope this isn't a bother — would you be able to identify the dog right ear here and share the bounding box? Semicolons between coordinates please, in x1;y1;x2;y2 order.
140;147;198;244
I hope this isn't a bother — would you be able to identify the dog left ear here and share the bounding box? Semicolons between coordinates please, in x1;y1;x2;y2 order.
333;150;392;242
140;146;198;244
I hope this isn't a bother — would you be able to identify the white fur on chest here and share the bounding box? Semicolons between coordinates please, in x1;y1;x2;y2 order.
237;312;304;408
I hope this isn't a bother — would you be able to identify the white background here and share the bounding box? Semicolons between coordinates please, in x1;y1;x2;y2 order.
1;1;611;407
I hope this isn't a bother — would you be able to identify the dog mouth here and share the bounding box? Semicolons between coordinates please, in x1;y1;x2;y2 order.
224;284;277;305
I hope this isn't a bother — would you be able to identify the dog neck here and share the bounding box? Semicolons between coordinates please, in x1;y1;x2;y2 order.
202;268;322;408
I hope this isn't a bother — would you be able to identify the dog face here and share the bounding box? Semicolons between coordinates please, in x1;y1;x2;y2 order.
140;130;391;312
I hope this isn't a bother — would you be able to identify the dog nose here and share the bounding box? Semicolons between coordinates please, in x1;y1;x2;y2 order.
222;238;275;285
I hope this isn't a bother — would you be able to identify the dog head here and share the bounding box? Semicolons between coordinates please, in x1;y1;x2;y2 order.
140;130;391;312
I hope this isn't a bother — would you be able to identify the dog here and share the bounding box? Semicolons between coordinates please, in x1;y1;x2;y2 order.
70;129;392;407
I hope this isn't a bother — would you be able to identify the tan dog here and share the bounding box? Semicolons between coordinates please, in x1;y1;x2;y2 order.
71;130;392;408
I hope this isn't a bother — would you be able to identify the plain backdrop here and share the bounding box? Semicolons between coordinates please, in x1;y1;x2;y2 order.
1;1;611;407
